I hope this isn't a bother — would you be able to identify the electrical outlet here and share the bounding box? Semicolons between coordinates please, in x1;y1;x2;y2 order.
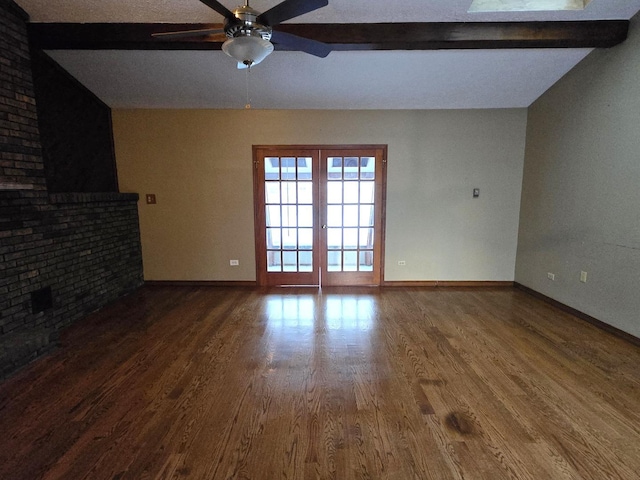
580;271;588;283
145;194;157;204
547;272;555;281
230;260;239;266
473;188;480;198
398;260;406;266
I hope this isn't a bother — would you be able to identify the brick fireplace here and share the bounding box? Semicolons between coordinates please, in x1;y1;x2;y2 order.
0;0;144;379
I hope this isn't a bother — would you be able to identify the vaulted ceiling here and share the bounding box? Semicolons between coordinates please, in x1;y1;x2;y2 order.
16;0;640;109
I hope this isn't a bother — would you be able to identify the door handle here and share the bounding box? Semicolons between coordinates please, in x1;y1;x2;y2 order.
322;225;327;229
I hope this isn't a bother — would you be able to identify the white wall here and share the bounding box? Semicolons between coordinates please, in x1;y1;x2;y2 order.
516;15;640;336
113;109;527;283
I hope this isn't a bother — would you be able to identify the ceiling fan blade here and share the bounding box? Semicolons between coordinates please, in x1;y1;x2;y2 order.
199;0;235;20
152;28;225;39
271;29;331;57
257;0;328;26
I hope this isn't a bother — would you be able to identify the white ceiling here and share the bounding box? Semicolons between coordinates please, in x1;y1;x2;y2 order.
16;0;640;110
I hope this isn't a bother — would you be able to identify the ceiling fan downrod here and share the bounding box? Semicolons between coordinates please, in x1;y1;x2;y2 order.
226;0;272;41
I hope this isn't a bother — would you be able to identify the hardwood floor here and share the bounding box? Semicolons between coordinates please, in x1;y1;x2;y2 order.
0;286;639;479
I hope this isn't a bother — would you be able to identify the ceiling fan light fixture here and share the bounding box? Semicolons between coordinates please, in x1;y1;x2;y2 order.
222;35;274;67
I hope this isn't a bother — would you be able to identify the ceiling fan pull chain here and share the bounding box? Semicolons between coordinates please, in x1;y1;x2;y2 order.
245;66;252;109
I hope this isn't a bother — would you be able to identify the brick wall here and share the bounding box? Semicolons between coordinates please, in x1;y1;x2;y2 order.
0;0;46;190
0;0;144;379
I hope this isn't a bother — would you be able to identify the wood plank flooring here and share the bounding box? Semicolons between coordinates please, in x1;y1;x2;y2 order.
0;286;639;480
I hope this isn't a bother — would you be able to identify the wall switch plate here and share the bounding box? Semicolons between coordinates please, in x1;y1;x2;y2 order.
580;271;588;283
145;194;157;204
230;260;239;266
473;188;480;198
547;272;555;281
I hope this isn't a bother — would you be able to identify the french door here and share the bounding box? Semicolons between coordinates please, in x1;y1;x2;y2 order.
253;145;387;287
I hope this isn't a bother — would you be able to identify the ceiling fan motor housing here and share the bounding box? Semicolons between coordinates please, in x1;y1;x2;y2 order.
225;4;272;41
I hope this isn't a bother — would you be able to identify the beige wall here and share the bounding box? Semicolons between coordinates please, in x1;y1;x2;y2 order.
516;15;640;336
113;109;527;282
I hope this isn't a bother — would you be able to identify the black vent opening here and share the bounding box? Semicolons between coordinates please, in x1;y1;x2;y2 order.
31;286;53;314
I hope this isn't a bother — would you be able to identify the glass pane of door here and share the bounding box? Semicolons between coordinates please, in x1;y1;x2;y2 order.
265;156;313;272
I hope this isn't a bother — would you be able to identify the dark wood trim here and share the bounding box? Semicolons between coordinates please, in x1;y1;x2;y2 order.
280;21;629;50
144;280;257;287
253;144;389;151
252;146;265;287
378;146;388;287
514;282;640;347
383;281;514;288
27;21;629;51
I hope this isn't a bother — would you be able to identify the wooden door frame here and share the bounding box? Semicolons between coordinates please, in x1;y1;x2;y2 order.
253;144;388;287
319;146;386;287
253;146;321;287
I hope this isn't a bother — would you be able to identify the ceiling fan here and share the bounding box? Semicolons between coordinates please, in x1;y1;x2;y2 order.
153;0;331;68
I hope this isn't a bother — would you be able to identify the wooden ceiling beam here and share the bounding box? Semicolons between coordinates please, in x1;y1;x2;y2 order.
28;20;629;51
